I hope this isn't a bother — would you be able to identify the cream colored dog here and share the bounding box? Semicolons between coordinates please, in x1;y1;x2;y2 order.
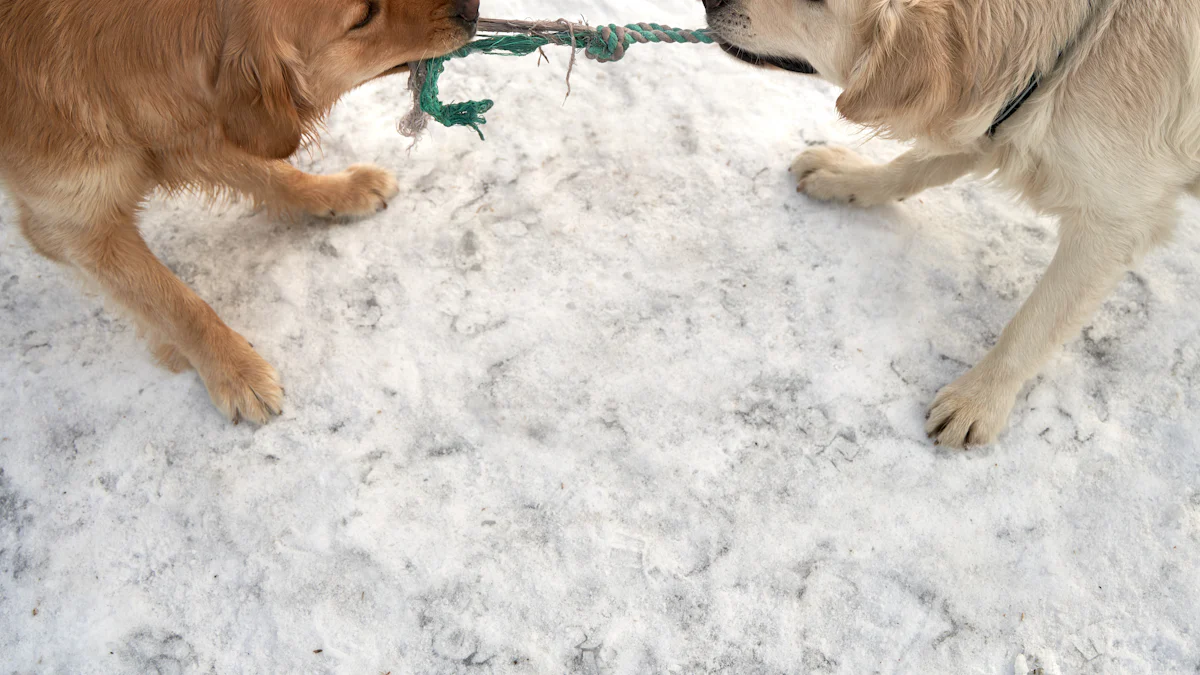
705;0;1200;447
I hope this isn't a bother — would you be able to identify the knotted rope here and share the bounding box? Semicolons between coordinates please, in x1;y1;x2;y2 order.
400;19;715;140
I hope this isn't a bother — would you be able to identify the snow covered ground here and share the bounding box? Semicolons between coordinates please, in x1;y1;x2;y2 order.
2;0;1199;672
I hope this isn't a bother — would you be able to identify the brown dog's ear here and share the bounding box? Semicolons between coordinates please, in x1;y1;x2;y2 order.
836;0;972;145
217;20;312;159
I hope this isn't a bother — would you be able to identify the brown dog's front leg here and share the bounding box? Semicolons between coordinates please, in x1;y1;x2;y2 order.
184;151;401;219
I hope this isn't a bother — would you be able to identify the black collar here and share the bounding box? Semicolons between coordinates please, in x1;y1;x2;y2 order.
987;72;1042;138
986;0;1109;138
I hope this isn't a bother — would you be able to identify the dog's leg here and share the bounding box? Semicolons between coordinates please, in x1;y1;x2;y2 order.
17;201;69;263
792;148;979;206
19;200;203;371
52;207;283;424
188;153;400;219
925;210;1164;447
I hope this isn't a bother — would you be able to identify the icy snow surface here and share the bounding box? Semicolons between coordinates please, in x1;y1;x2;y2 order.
2;0;1199;672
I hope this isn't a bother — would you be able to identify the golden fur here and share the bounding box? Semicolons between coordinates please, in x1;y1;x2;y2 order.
0;0;477;423
708;0;1200;446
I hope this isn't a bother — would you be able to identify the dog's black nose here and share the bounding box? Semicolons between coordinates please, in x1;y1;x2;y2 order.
457;0;479;22
703;0;731;11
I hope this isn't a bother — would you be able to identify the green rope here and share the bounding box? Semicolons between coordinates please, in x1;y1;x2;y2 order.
408;22;715;140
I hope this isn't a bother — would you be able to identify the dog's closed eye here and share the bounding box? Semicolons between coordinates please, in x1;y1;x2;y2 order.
350;0;379;30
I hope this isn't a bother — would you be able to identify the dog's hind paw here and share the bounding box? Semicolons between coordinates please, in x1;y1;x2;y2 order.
152;341;193;373
197;330;284;425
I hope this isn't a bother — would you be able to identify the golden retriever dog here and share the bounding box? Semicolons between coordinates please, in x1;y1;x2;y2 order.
0;0;478;424
705;0;1200;447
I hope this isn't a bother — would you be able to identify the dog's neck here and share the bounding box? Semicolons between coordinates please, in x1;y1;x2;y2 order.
986;0;1119;139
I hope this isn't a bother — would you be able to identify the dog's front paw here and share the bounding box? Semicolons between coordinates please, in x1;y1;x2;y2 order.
791;146;889;206
197;330;283;425
311;164;400;219
925;366;1019;448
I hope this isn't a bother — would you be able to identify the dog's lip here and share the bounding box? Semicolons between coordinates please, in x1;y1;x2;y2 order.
365;63;410;84
376;20;475;79
717;42;818;75
459;17;478;39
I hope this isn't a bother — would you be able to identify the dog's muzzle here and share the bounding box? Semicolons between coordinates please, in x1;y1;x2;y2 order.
457;0;479;23
455;0;479;36
702;0;818;75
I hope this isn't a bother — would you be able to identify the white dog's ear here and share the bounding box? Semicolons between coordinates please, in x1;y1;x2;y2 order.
836;0;975;146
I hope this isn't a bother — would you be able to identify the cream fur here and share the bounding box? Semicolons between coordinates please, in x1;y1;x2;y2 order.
708;0;1200;447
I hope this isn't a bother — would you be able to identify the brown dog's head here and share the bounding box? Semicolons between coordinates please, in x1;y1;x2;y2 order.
705;0;1030;150
217;0;479;158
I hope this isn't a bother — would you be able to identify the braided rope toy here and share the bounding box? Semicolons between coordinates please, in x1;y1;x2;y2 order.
400;19;715;140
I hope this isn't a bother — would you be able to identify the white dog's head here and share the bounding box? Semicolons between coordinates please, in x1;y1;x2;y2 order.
705;0;1034;150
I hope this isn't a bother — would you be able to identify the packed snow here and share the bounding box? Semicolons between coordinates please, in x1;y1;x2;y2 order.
2;0;1198;672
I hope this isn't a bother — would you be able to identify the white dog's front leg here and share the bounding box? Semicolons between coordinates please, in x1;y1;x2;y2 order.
792;147;979;205
926;214;1154;447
